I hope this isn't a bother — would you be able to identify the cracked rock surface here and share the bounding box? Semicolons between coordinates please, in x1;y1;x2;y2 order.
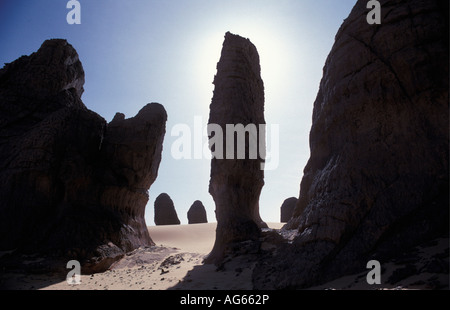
253;0;448;289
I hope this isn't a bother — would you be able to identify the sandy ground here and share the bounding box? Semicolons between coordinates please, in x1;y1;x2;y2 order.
0;222;447;290
309;237;449;290
0;222;283;290
149;222;218;254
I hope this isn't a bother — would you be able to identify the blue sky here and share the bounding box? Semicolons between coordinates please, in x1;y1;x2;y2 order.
0;0;357;225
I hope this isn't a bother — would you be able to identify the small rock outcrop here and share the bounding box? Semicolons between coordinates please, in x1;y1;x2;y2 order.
187;200;208;224
253;0;448;289
280;197;297;223
206;32;267;264
0;39;167;272
154;193;181;226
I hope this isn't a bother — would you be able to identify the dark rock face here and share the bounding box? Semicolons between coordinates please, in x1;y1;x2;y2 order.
187;200;208;224
280;197;297;223
206;32;267;264
154;193;181;226
0;39;167;272
253;0;448;289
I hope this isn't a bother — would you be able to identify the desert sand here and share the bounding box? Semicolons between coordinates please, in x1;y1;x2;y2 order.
1;222;284;290
1;222;447;290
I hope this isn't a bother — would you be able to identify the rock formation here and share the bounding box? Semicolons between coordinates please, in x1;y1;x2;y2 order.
154;193;181;226
187;200;208;224
206;32;267;264
253;0;449;289
0;39;167;272
280;197;297;223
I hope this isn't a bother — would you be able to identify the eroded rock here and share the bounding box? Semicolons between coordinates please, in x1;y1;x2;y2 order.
206;32;267;264
253;0;449;289
280;197;298;223
0;39;167;272
154;193;181;226
187;200;208;224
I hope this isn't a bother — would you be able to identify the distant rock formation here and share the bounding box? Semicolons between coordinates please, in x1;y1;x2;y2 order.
0;39;167;272
154;193;181;226
280;197;297;223
253;0;449;289
187;200;208;224
206;32;267;264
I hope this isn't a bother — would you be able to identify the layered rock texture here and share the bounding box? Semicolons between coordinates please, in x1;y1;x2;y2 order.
187;200;208;224
0;39;167;272
280;197;297;223
154;193;181;226
206;32;267;263
253;0;449;288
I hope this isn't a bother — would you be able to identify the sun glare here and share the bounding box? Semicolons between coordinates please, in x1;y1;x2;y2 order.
234;26;289;92
194;32;224;103
194;23;290;112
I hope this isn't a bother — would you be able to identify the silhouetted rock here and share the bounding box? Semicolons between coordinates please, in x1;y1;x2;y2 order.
280;197;297;223
154;193;181;226
0;39;167;272
187;200;208;224
205;32;267;264
253;0;449;289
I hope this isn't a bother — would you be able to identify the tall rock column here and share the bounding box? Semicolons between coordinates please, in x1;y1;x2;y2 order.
206;32;267;263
